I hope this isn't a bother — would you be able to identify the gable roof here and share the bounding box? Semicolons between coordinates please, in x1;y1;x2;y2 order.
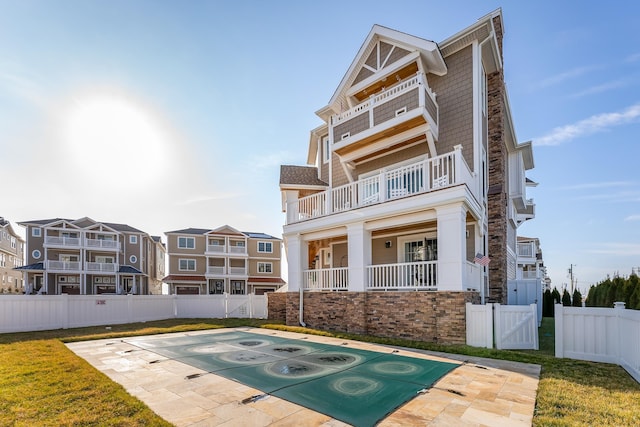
318;24;446;120
165;228;211;235
208;225;244;236
279;165;328;187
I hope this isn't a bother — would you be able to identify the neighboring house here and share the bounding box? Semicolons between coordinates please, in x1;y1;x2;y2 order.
163;225;285;295
15;217;166;295
0;217;25;293
516;236;546;281
277;10;535;343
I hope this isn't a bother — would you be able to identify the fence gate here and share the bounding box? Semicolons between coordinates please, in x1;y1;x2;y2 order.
494;303;539;350
466;303;539;350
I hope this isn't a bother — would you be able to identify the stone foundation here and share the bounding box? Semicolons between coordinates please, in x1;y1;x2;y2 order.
269;291;480;344
267;292;287;321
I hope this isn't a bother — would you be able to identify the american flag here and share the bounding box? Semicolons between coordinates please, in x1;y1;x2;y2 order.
474;253;491;266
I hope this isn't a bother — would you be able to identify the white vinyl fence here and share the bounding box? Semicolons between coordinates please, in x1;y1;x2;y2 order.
555;304;640;383
466;303;539;350
0;294;268;333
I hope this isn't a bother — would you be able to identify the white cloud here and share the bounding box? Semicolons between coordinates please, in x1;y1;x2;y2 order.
625;215;640;222
534;103;640;146
538;65;599;88
625;53;640;63
569;79;628;98
558;181;634;191
588;243;640;256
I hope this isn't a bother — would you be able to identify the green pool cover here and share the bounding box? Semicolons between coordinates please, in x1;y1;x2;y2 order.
127;331;458;426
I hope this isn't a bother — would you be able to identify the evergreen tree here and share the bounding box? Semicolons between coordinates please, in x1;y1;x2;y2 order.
562;289;572;306
585;285;596;307
543;289;553;317
572;288;583;307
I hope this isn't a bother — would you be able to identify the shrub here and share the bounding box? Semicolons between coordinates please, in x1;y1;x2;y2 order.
562;289;572;306
572;289;583;307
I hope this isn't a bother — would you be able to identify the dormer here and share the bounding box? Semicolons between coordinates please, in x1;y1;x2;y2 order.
314;25;447;174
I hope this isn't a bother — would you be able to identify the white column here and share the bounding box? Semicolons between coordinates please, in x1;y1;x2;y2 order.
285;234;307;292
346;222;371;292
436;204;467;291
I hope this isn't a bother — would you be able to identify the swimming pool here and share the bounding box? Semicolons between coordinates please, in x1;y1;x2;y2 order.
126;330;459;426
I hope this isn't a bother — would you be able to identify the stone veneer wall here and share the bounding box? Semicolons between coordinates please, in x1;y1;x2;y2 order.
486;16;508;304
274;291;480;344
267;292;287;321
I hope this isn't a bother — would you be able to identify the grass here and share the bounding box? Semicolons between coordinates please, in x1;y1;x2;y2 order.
1;318;639;426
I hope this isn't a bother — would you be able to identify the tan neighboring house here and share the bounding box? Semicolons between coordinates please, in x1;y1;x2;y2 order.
16;217;166;295
163;225;285;295
1;217;25;293
277;10;535;343
516;236;550;289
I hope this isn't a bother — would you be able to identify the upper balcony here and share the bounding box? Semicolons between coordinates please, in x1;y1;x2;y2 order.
330;73;438;162
286;146;473;225
85;238;120;251
44;235;82;249
205;244;248;257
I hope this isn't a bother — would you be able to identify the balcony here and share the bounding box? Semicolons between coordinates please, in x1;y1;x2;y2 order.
85;262;119;273
330;73;438;161
286;147;473;224
205;245;248;256
206;266;248;276
44;236;82;248
46;260;81;271
86;238;120;251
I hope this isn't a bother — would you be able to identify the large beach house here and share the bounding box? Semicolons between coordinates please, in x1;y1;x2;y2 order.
163;225;285;295
16;217;166;295
0;217;25;293
277;9;535;343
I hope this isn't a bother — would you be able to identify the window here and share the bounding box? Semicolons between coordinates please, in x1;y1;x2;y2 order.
32;250;41;259
258;241;273;253
258;262;273;274
179;259;196;271
236;241;245;247
130;255;137;263
178;236;195;249
0;254;5;267
322;136;330;163
10;237;16;249
32;228;41;237
129;235;137;244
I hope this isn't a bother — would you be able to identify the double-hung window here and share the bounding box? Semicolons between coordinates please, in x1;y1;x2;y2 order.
258;241;273;253
178;236;195;249
179;259;196;271
258;262;272;273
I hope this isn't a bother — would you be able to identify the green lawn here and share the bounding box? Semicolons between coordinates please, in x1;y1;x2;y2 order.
1;317;639;426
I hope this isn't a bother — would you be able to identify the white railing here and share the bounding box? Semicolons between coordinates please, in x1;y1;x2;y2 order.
45;236;81;247
288;147;472;224
303;267;349;291
86;238;120;250
366;261;437;291
229;267;247;275
206;245;248;254
46;260;81;271
85;262;118;272
0;294;268;333
207;266;225;275
555;304;640;383
331;73;438;132
206;266;247;275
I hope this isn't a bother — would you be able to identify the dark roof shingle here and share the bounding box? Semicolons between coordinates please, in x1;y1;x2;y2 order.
280;165;328;187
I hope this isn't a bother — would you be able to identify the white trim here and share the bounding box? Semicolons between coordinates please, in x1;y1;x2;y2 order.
129;235;137;244
32;227;41;237
257;241;273;253
257;262;273;274
177;236;196;249
322;135;330;164
32;249;41;259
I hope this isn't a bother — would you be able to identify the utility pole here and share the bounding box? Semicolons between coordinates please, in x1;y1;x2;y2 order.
568;264;576;294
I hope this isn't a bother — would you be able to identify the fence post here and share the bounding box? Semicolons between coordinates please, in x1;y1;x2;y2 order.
127;294;133;324
530;303;539;350
493;303;501;349
555;304;564;358
172;294;178;318
62;294;69;329
614;302;625;363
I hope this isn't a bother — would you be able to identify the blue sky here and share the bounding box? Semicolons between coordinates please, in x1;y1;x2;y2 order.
1;1;639;291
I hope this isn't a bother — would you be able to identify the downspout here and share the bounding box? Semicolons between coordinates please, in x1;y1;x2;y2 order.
299;286;306;327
